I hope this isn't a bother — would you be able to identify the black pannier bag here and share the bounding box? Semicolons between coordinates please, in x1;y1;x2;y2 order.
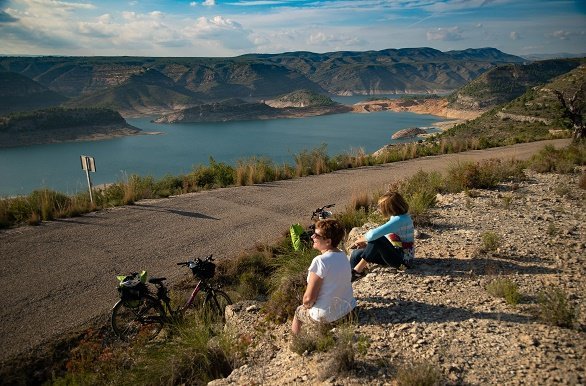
116;271;148;307
189;260;215;279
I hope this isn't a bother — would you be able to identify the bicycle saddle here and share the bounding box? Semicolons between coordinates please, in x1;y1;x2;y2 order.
148;277;166;284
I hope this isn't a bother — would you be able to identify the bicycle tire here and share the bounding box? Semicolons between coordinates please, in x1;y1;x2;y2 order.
203;290;232;322
111;296;165;341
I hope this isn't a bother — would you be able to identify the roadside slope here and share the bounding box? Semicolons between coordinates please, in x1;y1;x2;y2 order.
0;138;571;364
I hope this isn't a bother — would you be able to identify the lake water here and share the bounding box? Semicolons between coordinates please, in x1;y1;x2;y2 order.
0;96;442;197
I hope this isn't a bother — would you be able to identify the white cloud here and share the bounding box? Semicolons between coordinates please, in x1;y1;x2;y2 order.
307;31;361;47
426;26;463;41
184;15;254;50
550;30;572;40
510;31;520;40
203;0;215;6
190;1;197;6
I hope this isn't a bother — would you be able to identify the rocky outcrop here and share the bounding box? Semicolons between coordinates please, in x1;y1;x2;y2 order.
0;107;141;147
154;97;351;123
391;127;428;139
353;98;483;120
212;170;585;385
496;111;552;124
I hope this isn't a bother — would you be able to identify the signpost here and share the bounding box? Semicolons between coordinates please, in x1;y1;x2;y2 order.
80;155;96;204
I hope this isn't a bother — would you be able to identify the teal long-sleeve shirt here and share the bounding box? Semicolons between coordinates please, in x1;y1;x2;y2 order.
364;214;414;243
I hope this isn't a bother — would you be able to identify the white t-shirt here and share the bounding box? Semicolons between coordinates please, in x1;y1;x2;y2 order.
307;250;356;323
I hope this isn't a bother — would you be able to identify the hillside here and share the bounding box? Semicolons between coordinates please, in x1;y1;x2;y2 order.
0;71;67;114
0;48;524;117
154;92;350;123
0;107;142;147
64;68;201;117
443;64;586;144
447;58;584;111
216;169;585;385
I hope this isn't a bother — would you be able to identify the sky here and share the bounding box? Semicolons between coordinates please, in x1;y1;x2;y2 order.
0;0;585;58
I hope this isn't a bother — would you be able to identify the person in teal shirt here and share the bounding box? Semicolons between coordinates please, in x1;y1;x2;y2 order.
350;191;415;281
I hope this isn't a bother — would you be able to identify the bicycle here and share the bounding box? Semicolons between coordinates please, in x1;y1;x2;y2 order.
111;254;232;342
290;204;335;250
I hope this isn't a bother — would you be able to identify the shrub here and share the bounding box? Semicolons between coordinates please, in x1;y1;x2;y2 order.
537;286;576;328
395;361;443;386
293;144;330;177
485;278;522;305
153;175;184;197
480;231;501;253
215;248;275;299
527;143;586;174
289;322;336;355
335;206;370;233
28;189;71;221
349;190;371;212
391;170;443;224
445;159;526;193
235;157;278;186
264;247;318;322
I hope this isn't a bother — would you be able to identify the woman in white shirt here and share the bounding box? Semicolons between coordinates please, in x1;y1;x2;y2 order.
291;219;356;335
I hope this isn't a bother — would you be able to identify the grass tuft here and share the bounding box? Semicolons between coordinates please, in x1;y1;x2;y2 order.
537;286;577;328
480;231;501;253
395;360;443;386
485;278;522;305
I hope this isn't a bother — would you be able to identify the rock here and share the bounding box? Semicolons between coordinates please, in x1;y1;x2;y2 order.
391;127;428;139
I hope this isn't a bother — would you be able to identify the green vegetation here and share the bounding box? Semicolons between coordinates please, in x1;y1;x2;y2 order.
527;143;586;173
3;140;584;231
395;361;443;386
537;286;577;328
485;278;522;305
0;107;126;130
273;89;337;106
443;63;585;145
447;59;583;110
480;231;502;253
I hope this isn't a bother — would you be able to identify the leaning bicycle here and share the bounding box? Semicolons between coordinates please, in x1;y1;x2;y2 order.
290;204;335;250
111;255;232;342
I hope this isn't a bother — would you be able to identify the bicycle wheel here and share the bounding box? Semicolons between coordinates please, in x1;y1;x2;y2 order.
111;296;165;341
203;290;232;322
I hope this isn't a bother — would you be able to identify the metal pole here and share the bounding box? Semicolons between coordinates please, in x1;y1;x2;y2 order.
85;166;94;204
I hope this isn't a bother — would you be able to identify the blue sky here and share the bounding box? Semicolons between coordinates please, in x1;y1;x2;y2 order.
0;0;585;57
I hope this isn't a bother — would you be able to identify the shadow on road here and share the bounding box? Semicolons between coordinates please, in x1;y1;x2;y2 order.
130;203;220;220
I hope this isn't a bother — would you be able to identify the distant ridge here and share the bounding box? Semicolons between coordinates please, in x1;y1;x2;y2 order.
0;47;525;117
0;71;67;114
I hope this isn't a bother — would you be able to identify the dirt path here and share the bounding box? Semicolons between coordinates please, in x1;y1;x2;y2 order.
0;139;571;364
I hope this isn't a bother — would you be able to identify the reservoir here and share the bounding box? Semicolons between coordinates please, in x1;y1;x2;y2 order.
0;98;442;197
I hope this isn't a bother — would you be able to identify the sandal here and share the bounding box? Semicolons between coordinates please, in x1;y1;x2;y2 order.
351;269;366;282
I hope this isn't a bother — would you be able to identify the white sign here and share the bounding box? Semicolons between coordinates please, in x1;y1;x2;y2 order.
80;155;96;172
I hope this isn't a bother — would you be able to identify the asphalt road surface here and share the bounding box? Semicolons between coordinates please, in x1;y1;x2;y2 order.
0;139;571;363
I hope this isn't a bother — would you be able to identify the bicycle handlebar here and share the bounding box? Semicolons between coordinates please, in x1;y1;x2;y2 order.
311;204;335;219
177;254;214;267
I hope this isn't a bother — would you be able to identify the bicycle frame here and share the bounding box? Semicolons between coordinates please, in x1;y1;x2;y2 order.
155;278;215;319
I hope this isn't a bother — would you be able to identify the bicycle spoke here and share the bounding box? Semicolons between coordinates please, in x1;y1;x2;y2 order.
111;297;165;341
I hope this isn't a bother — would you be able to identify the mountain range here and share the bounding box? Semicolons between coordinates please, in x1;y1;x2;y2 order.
0;47;525;117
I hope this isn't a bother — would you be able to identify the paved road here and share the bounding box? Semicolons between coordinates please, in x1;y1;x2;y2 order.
0;139;571;362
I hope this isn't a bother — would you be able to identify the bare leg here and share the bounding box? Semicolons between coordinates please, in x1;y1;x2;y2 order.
291;314;302;335
354;258;368;273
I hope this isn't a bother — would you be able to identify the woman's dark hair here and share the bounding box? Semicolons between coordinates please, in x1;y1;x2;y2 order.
378;191;409;217
315;218;345;247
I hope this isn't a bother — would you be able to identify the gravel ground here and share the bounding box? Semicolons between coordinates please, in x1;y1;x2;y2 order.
0;139;572;367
